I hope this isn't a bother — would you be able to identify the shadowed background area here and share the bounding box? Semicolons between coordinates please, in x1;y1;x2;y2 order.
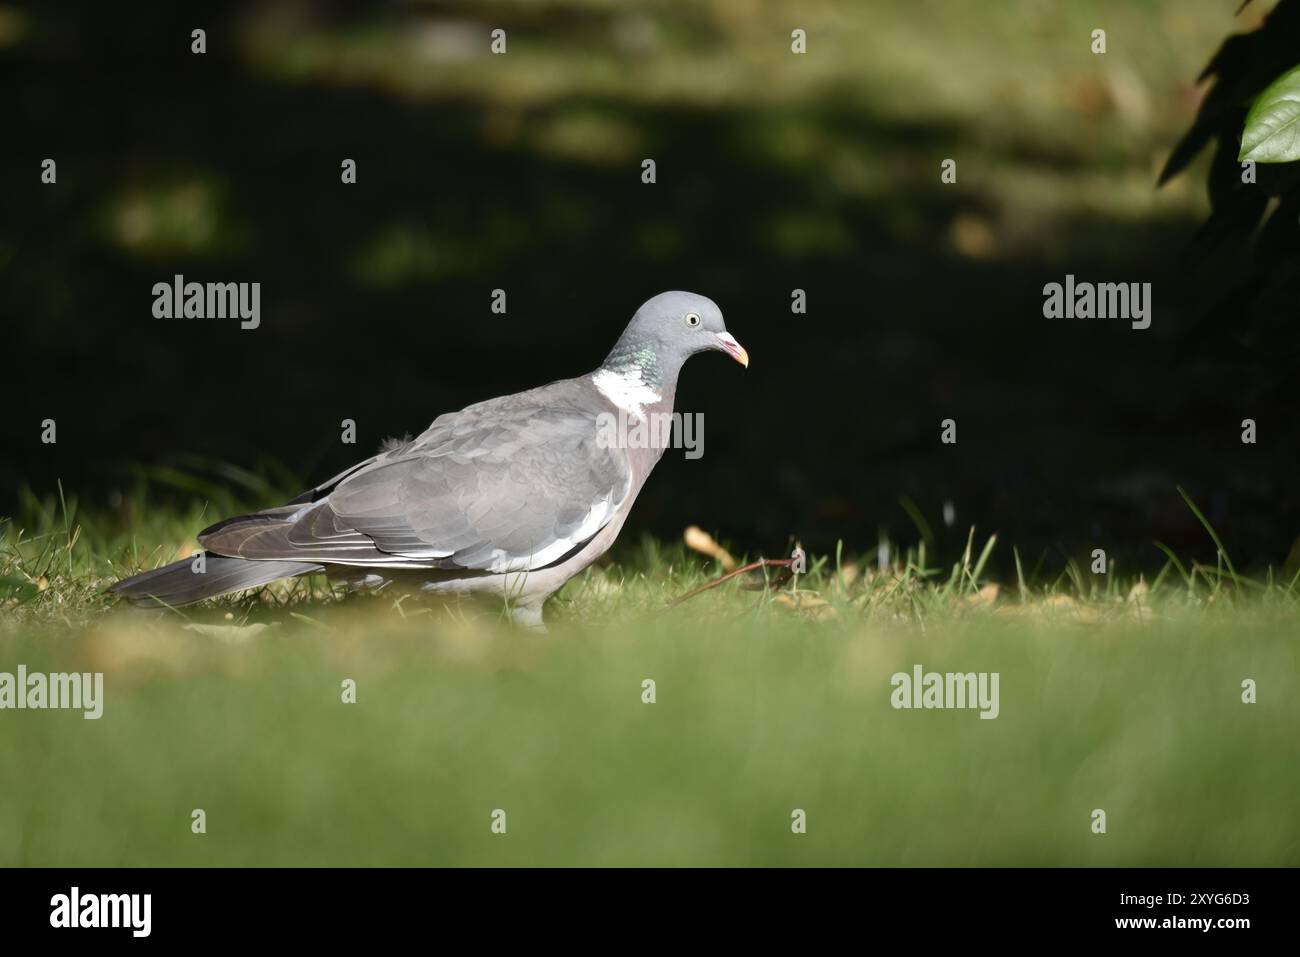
5;0;1297;576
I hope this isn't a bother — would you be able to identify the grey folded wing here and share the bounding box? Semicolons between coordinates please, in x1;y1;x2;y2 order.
199;398;631;574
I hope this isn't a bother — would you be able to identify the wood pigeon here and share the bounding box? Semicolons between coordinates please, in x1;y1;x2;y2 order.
110;291;748;628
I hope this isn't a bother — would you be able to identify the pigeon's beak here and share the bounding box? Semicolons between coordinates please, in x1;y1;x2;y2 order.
714;332;749;368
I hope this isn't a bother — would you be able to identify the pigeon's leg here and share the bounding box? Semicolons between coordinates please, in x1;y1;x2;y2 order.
509;601;547;632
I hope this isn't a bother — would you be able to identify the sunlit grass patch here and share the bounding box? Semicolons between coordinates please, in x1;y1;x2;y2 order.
2;473;1298;865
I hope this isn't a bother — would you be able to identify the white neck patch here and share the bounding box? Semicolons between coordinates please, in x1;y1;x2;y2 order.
593;367;661;419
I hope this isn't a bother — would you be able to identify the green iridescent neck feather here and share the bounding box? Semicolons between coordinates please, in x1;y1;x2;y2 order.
603;339;666;389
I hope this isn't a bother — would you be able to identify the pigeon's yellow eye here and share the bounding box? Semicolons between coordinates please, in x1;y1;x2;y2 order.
685;313;701;327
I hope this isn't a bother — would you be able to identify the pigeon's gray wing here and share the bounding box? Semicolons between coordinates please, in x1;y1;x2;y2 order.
200;396;631;573
328;402;630;571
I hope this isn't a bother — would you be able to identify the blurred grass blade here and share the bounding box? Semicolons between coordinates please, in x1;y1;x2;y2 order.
1176;485;1239;585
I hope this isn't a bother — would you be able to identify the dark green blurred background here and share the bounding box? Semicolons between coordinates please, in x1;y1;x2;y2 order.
5;0;1295;574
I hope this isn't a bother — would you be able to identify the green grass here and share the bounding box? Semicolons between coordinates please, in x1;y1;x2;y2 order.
2;483;1298;866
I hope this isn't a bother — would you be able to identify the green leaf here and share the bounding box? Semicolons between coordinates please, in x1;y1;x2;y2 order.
1240;64;1300;163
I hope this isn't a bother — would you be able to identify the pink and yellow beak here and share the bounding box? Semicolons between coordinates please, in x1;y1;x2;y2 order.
715;332;750;368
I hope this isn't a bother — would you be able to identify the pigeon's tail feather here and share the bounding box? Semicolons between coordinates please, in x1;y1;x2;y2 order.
108;553;323;607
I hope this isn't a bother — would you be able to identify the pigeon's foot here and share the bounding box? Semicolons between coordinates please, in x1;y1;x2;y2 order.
509;602;547;633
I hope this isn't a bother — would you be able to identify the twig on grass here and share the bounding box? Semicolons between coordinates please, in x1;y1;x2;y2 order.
667;547;805;608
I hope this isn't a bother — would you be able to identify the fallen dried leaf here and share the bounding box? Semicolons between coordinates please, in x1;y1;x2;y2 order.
961;583;1000;608
684;525;736;570
774;591;837;620
182;622;278;642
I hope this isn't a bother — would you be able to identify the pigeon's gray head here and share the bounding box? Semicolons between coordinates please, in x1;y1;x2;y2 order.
603;291;748;383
